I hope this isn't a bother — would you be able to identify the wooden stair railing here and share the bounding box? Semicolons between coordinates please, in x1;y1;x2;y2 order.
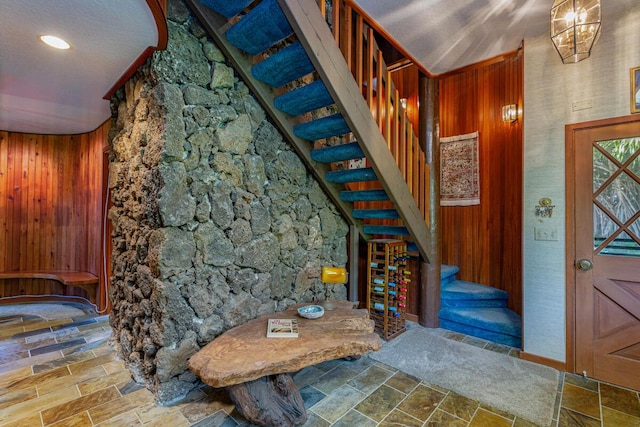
318;0;430;229
281;0;431;261
186;0;432;263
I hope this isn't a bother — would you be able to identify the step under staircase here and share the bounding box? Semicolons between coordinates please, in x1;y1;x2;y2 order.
439;265;522;348
187;0;431;260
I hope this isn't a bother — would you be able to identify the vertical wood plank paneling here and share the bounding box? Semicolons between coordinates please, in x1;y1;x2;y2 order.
439;54;523;314
0;132;7;271
0;122;110;307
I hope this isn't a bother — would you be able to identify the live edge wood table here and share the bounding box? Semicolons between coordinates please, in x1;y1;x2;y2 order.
188;300;382;426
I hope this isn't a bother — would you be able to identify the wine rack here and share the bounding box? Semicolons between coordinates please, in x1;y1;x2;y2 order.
366;239;409;340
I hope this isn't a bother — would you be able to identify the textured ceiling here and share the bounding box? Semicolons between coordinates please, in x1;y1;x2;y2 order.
1;0;635;135
0;1;158;134
354;0;635;75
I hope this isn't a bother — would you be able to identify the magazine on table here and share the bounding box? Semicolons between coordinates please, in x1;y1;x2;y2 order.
267;318;299;338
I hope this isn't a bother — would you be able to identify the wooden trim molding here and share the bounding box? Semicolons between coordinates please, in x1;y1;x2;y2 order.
103;0;168;99
519;351;567;372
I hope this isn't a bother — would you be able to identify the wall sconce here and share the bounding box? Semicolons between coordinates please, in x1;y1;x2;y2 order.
502;104;518;122
551;0;601;64
400;98;407;110
535;197;555;218
320;266;347;310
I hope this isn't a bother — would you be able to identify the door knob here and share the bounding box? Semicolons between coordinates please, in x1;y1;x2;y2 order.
577;259;593;271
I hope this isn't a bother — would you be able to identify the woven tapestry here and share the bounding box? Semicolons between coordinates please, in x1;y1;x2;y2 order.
440;131;480;206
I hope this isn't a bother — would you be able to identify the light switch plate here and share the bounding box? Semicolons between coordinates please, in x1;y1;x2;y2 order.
534;227;558;241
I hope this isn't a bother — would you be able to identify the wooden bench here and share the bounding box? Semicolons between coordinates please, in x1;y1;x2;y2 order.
189;300;382;427
0;270;99;303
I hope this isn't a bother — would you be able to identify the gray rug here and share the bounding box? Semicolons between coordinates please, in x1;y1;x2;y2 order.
369;327;559;426
0;303;86;320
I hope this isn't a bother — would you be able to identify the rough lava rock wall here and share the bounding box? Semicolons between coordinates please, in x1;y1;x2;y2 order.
108;0;348;405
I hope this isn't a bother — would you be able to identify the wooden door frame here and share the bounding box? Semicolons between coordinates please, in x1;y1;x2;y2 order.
565;114;640;374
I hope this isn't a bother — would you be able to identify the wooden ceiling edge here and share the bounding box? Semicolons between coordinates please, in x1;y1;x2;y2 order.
344;0;436;79
103;0;168;100
437;44;524;79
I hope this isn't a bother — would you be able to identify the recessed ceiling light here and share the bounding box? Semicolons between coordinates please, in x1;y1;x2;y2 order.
39;35;71;50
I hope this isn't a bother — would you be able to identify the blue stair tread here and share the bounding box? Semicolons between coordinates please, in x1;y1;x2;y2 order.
326;167;377;184
199;0;253;18
440;319;521;348
274;80;334;116
294;114;350;141
226;0;292;55
340;189;388;202
442;280;509;300
364;226;409;236
352;209;400;219
311;143;364;163
439;307;521;338
252;42;314;88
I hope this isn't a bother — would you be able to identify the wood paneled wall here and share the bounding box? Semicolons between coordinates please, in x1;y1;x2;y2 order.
0;122;110;307
439;53;524;314
390;65;419;136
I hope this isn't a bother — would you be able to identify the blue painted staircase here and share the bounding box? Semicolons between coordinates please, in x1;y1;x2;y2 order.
187;0;431;261
439;265;522;348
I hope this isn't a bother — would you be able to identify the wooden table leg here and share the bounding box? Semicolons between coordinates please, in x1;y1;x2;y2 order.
226;373;307;426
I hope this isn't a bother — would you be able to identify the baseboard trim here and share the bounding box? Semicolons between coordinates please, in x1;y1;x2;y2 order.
405;313;419;323
519;351;567;371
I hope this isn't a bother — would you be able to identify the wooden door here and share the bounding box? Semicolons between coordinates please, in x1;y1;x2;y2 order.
572;117;640;390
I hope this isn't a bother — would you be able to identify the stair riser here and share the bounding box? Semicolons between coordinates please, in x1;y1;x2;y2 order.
440;299;507;309
439;319;521;348
441;276;457;286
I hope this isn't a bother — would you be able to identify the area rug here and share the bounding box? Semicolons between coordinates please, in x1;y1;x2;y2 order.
0;303;87;320
369;327;559;426
440;131;480;206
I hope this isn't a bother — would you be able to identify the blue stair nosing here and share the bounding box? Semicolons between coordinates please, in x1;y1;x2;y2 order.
440;264;459;283
339;189;389;202
310;143;364;163
252;42;315;88
363;226;410;236
352;209;400;219
442;280;509;301
226;0;293;55
439;319;521;348
274;80;334;116
294;114;350;141
326;167;377;184
438;307;521;338
198;0;253;18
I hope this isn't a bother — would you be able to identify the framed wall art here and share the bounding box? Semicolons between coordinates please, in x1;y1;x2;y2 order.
632;66;640;114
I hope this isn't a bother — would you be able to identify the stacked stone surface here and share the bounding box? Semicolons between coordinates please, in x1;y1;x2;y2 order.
108;0;348;405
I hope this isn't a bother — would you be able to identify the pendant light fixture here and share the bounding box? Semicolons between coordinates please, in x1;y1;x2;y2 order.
550;0;601;64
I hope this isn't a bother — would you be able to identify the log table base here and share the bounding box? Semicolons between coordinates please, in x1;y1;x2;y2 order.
189;300;382;427
226;373;306;426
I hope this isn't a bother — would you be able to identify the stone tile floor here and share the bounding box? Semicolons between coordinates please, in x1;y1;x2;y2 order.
0;303;639;426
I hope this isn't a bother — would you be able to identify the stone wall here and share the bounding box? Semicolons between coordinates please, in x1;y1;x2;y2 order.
108;0;348;404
